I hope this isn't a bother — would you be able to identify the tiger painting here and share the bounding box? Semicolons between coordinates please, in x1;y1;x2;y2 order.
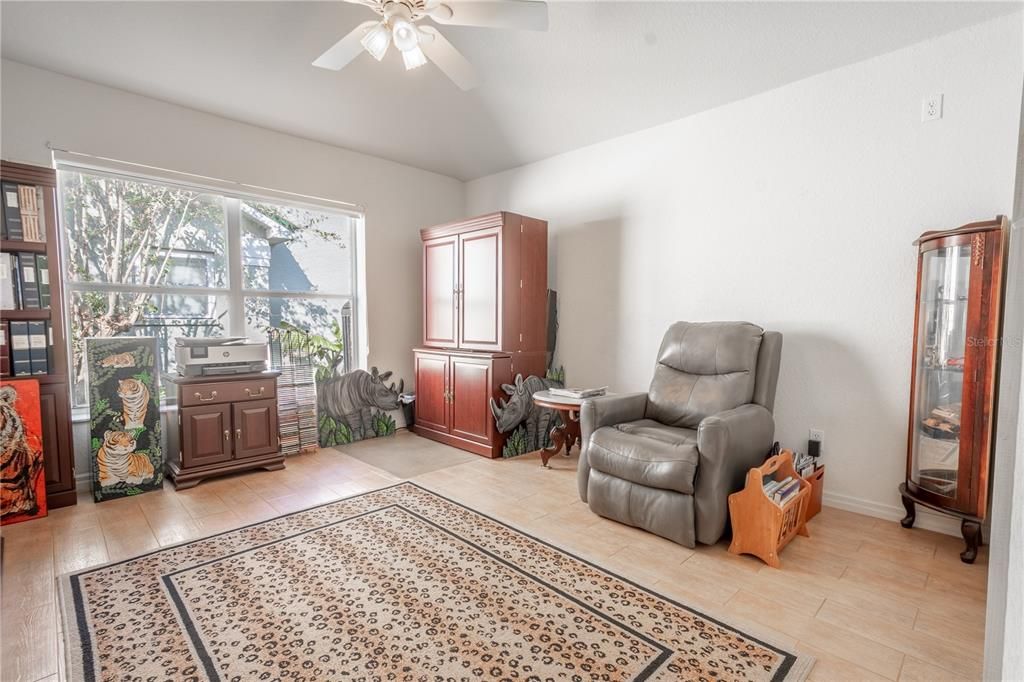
117;378;150;430
99;353;135;369
0;384;42;519
96;430;154;488
87;337;162;501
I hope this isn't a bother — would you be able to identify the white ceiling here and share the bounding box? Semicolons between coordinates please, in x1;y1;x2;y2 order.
1;1;1019;180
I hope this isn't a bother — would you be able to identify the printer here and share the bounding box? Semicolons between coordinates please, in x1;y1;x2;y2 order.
174;337;269;377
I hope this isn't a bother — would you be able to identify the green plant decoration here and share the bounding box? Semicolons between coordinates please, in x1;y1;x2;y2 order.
319;413;353;446
372;410;397;437
278;319;347;382
502;425;530;458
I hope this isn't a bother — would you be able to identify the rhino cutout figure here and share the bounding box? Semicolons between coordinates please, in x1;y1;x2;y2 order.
489;374;564;453
318;366;404;441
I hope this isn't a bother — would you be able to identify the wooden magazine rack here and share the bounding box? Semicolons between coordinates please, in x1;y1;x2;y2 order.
728;449;810;567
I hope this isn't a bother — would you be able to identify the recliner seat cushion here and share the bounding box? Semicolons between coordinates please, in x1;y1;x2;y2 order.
587;419;699;495
647;321;764;428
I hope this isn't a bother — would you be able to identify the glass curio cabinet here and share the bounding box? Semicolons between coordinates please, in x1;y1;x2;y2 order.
900;216;1008;564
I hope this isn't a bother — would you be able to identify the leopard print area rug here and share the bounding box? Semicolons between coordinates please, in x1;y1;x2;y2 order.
59;482;814;681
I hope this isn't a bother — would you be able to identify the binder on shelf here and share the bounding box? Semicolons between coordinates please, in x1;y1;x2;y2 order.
2;182;23;240
35;253;50;308
17;252;40;308
18;185;43;242
9;321;31;376
0;254;16;310
0;321;9;377
45;321;55;375
27;320;48;375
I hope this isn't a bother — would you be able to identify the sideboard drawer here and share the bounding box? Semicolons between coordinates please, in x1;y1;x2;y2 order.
180;378;277;407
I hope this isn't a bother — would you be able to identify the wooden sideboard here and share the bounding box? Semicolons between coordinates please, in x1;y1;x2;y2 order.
164;371;284;489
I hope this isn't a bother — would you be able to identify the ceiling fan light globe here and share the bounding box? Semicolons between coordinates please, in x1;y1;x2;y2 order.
392;18;419;52
401;45;428;70
360;22;391;61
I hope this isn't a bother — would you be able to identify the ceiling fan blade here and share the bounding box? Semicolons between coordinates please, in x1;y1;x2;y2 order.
418;26;480;91
312;21;379;70
429;1;548;31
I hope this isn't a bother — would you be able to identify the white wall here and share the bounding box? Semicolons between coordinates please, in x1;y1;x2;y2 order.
466;13;1023;531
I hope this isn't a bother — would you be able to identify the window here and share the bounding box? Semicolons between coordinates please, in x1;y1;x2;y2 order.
58;167;359;407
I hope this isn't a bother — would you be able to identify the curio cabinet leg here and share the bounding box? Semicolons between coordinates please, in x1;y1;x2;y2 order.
900;492;916;529
960;519;981;564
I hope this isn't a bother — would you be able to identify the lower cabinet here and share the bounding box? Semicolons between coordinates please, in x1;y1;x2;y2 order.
181;404;233;468
233;399;279;459
38;380;77;508
166;372;284;489
412;349;511;458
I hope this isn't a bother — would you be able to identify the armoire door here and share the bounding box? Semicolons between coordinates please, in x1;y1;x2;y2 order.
423;235;458;347
181;404;233;468
458;227;501;351
414;352;450;433
449;356;493;445
232;399;279;459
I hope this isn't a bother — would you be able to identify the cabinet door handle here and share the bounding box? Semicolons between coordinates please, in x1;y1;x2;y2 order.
244;386;265;397
194;390;218;402
235;428;242;440
223;429;230;442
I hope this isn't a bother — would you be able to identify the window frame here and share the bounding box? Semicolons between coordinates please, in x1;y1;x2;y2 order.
56;162;363;411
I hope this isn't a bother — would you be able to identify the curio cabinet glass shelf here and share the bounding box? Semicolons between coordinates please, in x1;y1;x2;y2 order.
900;216;1008;563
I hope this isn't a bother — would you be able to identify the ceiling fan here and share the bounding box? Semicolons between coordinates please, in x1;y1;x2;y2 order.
312;0;548;90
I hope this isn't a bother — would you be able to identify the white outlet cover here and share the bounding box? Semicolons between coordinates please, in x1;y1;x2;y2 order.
921;93;944;122
809;429;825;442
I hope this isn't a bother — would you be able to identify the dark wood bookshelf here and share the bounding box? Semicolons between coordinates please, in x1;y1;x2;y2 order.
1;160;77;508
2;308;52;320
1;239;47;253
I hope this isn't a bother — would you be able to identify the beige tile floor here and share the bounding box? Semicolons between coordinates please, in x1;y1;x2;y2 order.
0;431;987;681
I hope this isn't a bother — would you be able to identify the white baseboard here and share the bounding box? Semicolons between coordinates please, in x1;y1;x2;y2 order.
822;490;963;537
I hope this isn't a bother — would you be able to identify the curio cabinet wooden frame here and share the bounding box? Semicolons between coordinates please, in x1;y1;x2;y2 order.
900;216;1008;563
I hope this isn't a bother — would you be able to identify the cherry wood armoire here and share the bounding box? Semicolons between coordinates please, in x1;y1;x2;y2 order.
413;212;547;457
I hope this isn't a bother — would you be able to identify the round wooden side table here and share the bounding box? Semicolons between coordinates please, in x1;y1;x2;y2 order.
532;390;586;467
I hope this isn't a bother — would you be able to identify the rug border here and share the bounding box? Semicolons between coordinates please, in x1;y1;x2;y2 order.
58;480;815;681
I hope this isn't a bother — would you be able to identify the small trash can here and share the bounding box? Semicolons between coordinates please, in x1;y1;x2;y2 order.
399;392;416;428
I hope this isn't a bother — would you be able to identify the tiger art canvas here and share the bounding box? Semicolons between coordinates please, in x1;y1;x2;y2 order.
86;338;163;502
0;378;47;525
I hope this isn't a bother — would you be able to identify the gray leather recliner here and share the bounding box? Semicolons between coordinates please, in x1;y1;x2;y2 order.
578;321;783;548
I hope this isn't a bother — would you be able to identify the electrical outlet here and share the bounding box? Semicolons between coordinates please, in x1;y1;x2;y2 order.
809;429;824;443
921;94;943;122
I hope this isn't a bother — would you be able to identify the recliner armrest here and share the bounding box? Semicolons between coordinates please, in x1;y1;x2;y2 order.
694;403;775;544
577;392;648;502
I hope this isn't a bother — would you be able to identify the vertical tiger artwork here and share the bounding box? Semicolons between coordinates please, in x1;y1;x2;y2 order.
0;379;47;525
86;338;163;502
